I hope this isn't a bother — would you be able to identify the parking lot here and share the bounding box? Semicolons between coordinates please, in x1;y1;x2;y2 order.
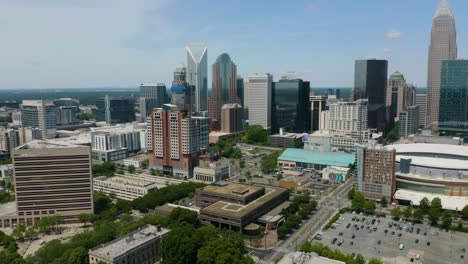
315;212;467;264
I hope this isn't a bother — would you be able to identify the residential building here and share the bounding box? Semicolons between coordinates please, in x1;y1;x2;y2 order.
0;128;19;154
221;103;243;134
399;106;419;139
209;53;238;130
21;100;57;139
186;43;208;113
426;0;457;128
12;140;93;224
415;94;427;127
353;60;388;131
91;126;142;162
438;60;468;138
88;225;169;264
148;104;201;178
193;160;231;184
328;99;369;139
248;73;273;130
56;106;78;126
310;95;327;132
272;76;311;133
96;95;135;124
355;143;396;201
197;183;289;230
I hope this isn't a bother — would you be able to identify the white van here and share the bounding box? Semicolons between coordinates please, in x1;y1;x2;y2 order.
415;254;421;260
399;244;404;250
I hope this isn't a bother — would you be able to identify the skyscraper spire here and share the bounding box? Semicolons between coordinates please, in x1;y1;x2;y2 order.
434;0;454;18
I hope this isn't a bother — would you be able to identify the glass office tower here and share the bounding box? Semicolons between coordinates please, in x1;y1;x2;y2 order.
439;60;468;138
186;43;208;113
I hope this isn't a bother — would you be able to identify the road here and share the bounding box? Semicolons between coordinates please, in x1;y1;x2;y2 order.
257;179;353;264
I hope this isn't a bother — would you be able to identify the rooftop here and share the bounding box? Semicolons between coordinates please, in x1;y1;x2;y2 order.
16;140;86;150
387;143;468;159
202;186;288;218
0;201;17;217
396;155;468;171
394;189;468;211
94;175;163;189
278;148;355;168
201;183;263;197
89;225;169;261
91;123;144;134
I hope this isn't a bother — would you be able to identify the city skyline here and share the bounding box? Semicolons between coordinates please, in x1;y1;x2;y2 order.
0;0;467;89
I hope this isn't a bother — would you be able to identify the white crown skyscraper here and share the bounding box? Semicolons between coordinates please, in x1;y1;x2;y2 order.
426;0;457;128
186;43;208;113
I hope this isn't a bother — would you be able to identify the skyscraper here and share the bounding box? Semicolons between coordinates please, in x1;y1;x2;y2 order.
139;83;167;122
21;100;57;139
272;76;311;133
247;74;273;130
208;53;238;130
236;76;244;108
415;94;427;128
399;106;419;139
221;104;243;134
353;60;388;131
426;0;457;128
186;43;208;113
96;96;135;124
386;71;407;122
438;60;468;138
310;96;327;132
172;67;187;86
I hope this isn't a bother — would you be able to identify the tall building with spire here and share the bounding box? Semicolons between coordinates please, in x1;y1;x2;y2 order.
208;53;238;130
186;44;208;113
426;0;457;128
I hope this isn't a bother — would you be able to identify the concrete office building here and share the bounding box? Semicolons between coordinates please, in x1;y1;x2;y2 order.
186;43;208;113
209;53;238;131
89;225;169;264
96;95;135;124
21;100;57;139
18;127;42;145
438;60;468;138
353;60;388;131
93;175;160;201
310;95;327;132
272;76;311;133
193;160;231;184
56;106;78;126
399;106;419;139
386;71;409;122
355;143;396;201
243;78;250;119
415;94;427;127
12;140;93;224
91;125;142;162
248;73;273;130
0;128;19;154
221;103;243;134
426;0;457;128
148;104;201;178
12;111;22;126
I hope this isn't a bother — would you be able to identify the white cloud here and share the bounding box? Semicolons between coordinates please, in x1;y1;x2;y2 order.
384;30;402;40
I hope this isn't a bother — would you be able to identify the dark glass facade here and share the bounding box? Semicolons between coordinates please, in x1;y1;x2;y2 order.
96;96;135;124
439;60;468;138
272;78;311;133
353;60;388;131
236;76;244;108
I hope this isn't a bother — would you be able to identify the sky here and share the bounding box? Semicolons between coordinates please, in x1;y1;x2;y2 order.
0;0;467;89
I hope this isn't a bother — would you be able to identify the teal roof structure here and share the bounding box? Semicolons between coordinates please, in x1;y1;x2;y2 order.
278;149;355;168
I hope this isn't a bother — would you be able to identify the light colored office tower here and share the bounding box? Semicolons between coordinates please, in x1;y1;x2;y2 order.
186;43;208;113
426;0;457;128
355;142;396;201
415;94;427;127
208;53;238;131
399;106;419;139
18;127;42;145
56;106;78;126
21;100;57;139
91;126;142;162
89;225;169;264
0;128;19;153
12;140;93;223
328;99;369;138
12;111;22;126
221;103;243;134
148;104;201;178
386;71;407;122
310;96;328;132
247;73;273;130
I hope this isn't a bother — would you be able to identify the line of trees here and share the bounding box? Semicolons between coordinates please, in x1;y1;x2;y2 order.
277;193;318;239
300;242;383;264
0;230;24;264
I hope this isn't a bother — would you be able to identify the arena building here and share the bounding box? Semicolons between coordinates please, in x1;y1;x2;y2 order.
387;143;468;210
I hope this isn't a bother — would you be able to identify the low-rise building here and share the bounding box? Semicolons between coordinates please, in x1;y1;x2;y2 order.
193;160;230;184
123;155;148;168
0;164;13;178
268;131;303;148
278;148;355;171
89;225;169;264
197;183;289;230
91;124;144;162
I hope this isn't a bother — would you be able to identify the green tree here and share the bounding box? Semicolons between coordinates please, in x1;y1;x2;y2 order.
168;208;200;227
364;200;376;215
127;165;136;174
351;192;366;212
430;197;442;212
161;225;199;264
79;213;91;227
413;208;424;223
380;197;388;207
348;187;355;200
461;204;468;220
419;197;430;214
11;224;26;240
260;151;281;173
391;206;401;220
428;208;441;225
355;253;366;264
92;162;116;177
241;125;270;145
93;191;113;214
402;206;412;220
150;168;156;176
197;237;254;264
441;210;452;231
368;258;383;264
239;159;245;168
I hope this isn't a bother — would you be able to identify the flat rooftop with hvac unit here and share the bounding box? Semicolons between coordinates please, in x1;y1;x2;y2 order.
196;183;289;230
